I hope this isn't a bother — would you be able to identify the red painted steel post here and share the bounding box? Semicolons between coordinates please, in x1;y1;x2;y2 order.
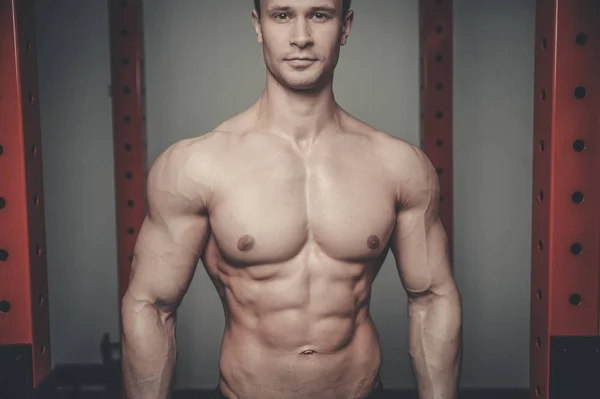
419;0;453;261
108;0;147;328
529;1;600;398
0;0;52;389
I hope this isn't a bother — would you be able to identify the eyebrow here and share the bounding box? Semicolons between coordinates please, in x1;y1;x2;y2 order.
267;4;337;13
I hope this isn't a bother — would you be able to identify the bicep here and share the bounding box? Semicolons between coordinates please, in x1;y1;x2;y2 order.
124;140;212;312
126;212;210;312
389;144;454;298
391;210;453;299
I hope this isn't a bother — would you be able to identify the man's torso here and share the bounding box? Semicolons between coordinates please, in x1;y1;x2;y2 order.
192;109;403;398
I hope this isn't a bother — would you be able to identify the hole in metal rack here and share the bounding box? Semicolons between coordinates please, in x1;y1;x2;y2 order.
125;171;134;180
536;385;541;396
537;289;542;300
38;294;44;306
435;139;443;147
435;25;443;34
537;190;544;203
33;194;40;207
124;115;131;123
32;144;37;156
575;32;588;46
570;242;583;256
28;92;34;104
536;337;541;348
435;111;444;119
127;227;135;235
0;301;11;313
123;86;131;95
435;82;444;91
541;37;547;50
538;240;544;251
36;244;42;257
436;167;443;176
127;199;135;208
120;28;128;36
41;345;46;355
0;198;5;209
571;191;584;204
539;140;545;152
569;294;582;306
540;89;546;101
125;143;132;152
574;86;587;99
435;54;443;63
122;58;129;66
0;145;3;155
573;139;586;152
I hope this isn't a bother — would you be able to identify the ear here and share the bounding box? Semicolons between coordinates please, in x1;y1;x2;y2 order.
340;10;354;46
251;9;264;44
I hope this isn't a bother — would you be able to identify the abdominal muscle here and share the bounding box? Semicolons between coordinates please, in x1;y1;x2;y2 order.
211;257;384;399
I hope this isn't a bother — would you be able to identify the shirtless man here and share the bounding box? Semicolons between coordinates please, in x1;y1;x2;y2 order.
121;0;462;398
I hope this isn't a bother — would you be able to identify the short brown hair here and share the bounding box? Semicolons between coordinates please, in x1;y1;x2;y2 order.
253;0;352;19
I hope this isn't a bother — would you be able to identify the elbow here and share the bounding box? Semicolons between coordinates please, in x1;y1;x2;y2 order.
121;293;176;335
408;282;461;307
408;285;462;332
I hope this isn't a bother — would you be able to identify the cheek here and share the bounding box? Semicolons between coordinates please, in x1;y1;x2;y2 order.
262;35;284;56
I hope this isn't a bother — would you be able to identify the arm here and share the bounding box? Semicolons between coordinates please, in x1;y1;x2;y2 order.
121;140;212;399
389;145;462;399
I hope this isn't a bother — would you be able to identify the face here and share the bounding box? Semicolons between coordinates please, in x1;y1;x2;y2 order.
252;0;354;91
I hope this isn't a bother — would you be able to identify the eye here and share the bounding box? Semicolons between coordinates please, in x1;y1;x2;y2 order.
312;12;330;20
274;13;290;20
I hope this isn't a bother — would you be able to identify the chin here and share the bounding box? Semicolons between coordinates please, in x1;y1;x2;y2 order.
286;79;320;91
281;72;325;91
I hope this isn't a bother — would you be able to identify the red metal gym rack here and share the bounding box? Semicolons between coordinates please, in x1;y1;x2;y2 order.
419;0;453;260
529;1;600;398
108;0;147;329
0;0;52;390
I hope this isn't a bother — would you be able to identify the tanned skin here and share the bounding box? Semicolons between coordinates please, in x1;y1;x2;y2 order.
121;0;462;398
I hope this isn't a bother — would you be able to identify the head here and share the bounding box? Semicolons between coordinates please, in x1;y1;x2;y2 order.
252;0;354;91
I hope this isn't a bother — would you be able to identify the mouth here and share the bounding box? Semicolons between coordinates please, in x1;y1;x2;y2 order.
286;58;317;61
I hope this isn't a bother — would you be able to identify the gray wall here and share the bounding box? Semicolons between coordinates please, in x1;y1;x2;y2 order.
35;0;535;390
453;0;535;387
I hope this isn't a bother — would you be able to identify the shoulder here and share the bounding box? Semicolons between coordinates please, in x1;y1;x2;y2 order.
370;131;439;209
368;130;434;175
149;132;224;180
147;131;232;211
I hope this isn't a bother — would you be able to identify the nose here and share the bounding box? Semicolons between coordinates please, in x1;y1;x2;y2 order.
289;19;313;49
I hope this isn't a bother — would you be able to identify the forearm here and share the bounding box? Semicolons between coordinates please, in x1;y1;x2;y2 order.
408;288;462;399
121;293;178;399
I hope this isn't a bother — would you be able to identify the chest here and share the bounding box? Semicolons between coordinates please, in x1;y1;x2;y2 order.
208;147;397;266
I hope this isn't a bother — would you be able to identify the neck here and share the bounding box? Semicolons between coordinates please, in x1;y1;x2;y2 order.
253;71;342;145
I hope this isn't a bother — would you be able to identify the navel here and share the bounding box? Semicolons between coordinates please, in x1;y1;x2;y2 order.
237;235;255;252
367;235;380;250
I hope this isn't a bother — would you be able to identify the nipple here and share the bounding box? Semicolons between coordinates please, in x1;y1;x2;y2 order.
237;235;255;252
367;235;380;250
